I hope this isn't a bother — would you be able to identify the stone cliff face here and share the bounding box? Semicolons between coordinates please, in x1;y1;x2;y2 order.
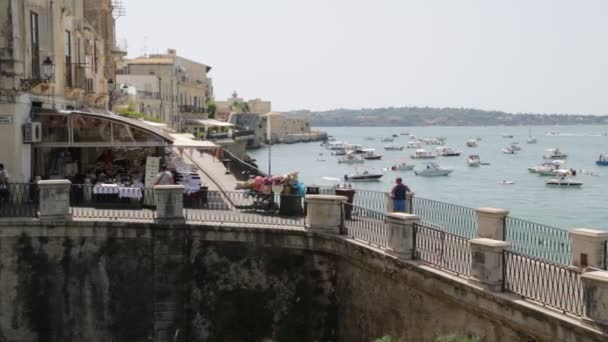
0;228;337;342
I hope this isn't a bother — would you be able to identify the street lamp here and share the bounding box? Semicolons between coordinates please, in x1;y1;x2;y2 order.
107;79;115;111
41;57;55;81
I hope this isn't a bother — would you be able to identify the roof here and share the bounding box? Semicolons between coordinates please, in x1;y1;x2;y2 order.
261;111;284;117
185;119;234;127
170;133;219;149
127;57;174;65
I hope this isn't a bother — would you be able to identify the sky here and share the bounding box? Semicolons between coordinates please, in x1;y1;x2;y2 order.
116;0;608;115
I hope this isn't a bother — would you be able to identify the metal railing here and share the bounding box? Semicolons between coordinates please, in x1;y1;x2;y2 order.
343;203;390;248
71;207;156;221
505;217;571;266
221;150;267;181
184;191;306;228
503;250;584;316
413;223;471;276
412;197;478;239
0;183;39;218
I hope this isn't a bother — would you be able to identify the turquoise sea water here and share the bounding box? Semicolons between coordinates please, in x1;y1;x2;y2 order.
250;125;608;230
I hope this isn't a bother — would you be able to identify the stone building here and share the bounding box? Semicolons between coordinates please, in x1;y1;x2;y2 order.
115;74;162;120
0;0;121;182
119;49;213;130
215;92;271;121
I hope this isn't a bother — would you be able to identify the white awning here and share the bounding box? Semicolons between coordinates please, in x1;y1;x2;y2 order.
169;133;219;149
186;119;234;128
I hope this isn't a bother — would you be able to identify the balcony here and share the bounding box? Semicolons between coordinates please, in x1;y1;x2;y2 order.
179;105;206;114
232;129;256;140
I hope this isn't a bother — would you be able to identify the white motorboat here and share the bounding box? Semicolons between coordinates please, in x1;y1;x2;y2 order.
545;131;558;136
422;138;444;146
527;137;537;144
411;149;436;159
502;146;516;154
384;144;404;151
338;153;365;164
345;144;365;154
509;142;521;151
436;147;461;157
407;141;422;149
499;180;515;185
528;161;563;175
344;170;383;182
391;162;415;171
362;149;383;160
543;148;568;159
465;140;479;147
468;155;481;167
326;141;346;150
381;137;394;143
414;162;453;177
546;175;582;187
331;150;346;156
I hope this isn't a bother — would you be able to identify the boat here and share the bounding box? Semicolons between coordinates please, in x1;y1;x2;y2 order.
476;137;482;141
391;162;415;171
344;170;383;182
338;153;365;164
414;162;453;177
545;131;558;136
465;140;479;147
381;137;394;143
528;161;563;175
407;141;422;149
596;154;608;166
326;141;346;150
468;155;481;167
362;149;383;160
546;171;582;187
436;147;461;157
345;144;366;154
421;138;444;146
527;137;537;144
331;150;346;156
392;134;399;138
502;146;516;154
509;142;521;151
411;149;437;159
502;134;514;138
384;144;404;151
543;148;568;159
499;180;515;185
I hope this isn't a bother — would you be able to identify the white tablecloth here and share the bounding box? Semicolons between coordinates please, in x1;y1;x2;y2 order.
93;184;119;195
118;187;143;200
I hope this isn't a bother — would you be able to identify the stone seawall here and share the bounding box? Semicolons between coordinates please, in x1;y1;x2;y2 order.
0;220;604;342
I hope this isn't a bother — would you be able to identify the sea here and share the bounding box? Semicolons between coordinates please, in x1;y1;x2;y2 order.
249;125;608;230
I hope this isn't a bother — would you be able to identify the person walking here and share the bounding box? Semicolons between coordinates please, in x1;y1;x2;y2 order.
154;165;175;185
391;177;411;212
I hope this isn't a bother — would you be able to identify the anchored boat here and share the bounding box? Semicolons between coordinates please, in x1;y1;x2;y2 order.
344;170;383;182
596;154;608;166
414;162;453;177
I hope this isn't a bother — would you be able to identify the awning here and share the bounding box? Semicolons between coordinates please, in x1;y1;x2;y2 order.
170;133;220;149
185;119;234;128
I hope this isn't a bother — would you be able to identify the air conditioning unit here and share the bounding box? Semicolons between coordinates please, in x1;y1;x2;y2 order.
23;122;42;143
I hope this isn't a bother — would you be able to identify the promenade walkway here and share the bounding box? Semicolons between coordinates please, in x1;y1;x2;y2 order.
178;149;238;193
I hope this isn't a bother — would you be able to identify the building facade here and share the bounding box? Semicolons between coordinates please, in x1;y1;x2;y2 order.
215;92;272;121
119;49;212;130
0;0;120;182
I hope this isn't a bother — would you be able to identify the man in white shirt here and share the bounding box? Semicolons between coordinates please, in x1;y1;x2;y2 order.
154;166;174;185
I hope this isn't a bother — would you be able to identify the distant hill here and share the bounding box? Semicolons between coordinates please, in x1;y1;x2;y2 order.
285;107;608;126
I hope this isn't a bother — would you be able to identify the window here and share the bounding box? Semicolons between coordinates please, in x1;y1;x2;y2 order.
64;31;72;87
93;42;98;73
30;12;40;79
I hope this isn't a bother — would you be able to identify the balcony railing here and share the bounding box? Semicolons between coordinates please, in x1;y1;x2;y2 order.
179;105;206;114
232;129;256;139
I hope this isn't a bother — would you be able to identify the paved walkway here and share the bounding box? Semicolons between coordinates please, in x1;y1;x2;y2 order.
177;149;239;193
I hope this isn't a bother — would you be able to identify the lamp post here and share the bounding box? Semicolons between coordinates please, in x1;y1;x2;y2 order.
41;56;55;109
107;79;115;112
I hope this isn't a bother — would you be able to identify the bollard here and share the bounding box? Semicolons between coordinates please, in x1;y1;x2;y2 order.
570;229;608;270
476;208;509;240
469;238;510;292
582;271;608;325
38;179;72;222
386;213;420;259
154;185;185;224
305;195;347;235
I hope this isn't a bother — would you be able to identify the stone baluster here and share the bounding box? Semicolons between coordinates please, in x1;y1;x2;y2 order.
569;229;608;270
582;271;608;325
469;238;510;292
38;179;72;222
154;185;185;224
476;208;510;240
386;213;420;259
305;195;347;235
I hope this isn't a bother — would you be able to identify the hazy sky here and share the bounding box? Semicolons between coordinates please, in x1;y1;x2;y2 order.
116;0;608;114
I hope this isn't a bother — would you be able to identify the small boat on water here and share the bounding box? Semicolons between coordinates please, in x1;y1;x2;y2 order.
400;132;410;136
344;170;383;182
362;149;383;160
326;141;346;150
392;134;399;138
465;140;479;147
499;180;515;185
436;147;461;157
391;162;415;171
509;142;521;151
381;137;394;143
527;137;537;144
384;144;404;151
476;137;482;141
543;148;568;159
502;134;514;138
411;149;437;159
502;146;516;154
528;160;563;175
596;154;608;166
414;162;453;177
468;155;481;167
545;131;558;136
546;171;582;187
407;141;422;149
338;153;365;164
331;150;346;156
